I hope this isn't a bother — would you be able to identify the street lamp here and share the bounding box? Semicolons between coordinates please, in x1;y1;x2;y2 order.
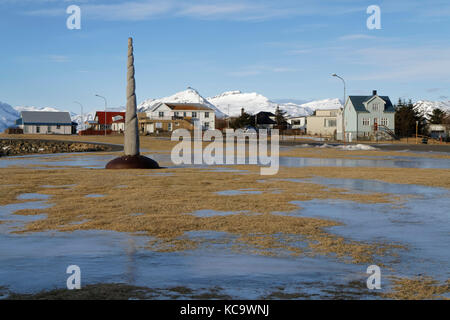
74;101;83;132
332;73;346;143
95;94;107;136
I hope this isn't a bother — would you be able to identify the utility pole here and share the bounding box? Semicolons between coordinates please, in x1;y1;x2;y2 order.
95;94;107;136
227;104;230;128
416;121;419;144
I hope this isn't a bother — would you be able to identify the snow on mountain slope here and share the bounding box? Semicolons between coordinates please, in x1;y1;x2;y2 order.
208;91;342;118
207;91;278;117
413;100;450;119
138;87;226;118
14;106;61;113
0;102;20;132
298;98;342;111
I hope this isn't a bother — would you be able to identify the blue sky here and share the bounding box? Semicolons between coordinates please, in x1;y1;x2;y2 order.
1;0;449;113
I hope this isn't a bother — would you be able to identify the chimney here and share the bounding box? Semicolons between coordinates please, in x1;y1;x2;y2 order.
373;90;377;96
241;108;245;116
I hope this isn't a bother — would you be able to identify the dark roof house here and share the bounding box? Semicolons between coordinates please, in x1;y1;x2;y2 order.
16;111;72;125
348;91;395;113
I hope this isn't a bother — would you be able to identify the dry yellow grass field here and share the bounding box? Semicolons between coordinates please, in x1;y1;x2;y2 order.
1;134;449;299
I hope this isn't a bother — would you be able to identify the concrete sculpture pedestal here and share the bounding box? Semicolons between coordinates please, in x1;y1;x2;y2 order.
106;37;160;170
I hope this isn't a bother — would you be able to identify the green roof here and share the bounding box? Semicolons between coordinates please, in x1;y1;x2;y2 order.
348;96;395;113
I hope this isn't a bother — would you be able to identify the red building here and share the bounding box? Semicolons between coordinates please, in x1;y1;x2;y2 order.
80;111;125;135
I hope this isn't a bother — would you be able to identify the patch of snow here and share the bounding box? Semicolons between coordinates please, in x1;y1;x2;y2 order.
337;144;377;151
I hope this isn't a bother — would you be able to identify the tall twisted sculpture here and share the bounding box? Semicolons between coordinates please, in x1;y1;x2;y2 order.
106;37;160;169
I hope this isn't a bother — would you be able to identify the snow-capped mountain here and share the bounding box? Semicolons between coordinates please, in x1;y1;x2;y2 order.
207;91;278;117
280;98;342;117
0;102;20;132
413;100;450;119
138;87;226;118
14;106;61;113
297;98;343;111
208;91;342;118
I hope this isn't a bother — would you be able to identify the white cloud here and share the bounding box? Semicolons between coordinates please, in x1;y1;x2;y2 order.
46;54;70;63
338;34;377;41
227;65;297;77
348;47;450;81
21;0;365;22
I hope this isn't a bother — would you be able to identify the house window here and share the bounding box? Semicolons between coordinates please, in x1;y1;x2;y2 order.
159;112;164;118
381;118;388;126
204;122;209;129
192;112;197;118
168;123;172;131
48;126;52;133
362;118;370;126
205;112;209;118
183;112;187;117
373;104;379;111
156;123;162;129
36;126;40;133
57;125;61;129
324;119;336;127
174;112;179;117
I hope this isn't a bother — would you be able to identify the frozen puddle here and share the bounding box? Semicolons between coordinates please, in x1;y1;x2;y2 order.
85;194;105;198
0;199;378;299
189;210;243;217
288;177;450;282
17;193;51;200
0;200;51;231
0;153;114;169
0;227;371;299
279;156;450;169
216;189;262;196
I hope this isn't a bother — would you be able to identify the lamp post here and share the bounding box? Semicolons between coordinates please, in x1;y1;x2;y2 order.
74;101;83;132
332;73;346;143
416;120;419;144
95;94;107;136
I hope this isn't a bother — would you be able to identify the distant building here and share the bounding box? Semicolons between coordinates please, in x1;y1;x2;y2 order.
93;111;126;132
306;109;338;137
145;103;215;131
253;111;277;129
429;124;450;139
337;90;396;141
16;111;74;135
287;116;307;132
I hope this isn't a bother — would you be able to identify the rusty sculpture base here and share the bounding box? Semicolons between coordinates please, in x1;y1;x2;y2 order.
106;155;160;169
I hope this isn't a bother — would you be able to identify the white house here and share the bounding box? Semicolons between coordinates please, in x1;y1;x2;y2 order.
287;116;307;132
146;103;215;130
337;90;396;141
306;109;338;137
16;111;74;135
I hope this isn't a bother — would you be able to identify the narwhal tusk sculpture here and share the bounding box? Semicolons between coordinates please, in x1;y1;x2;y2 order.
106;37;160;169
